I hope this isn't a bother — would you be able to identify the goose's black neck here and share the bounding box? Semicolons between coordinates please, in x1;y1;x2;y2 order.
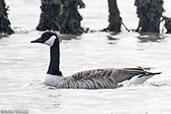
47;39;62;76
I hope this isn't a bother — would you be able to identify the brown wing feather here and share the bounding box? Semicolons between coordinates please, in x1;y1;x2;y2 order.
61;67;149;89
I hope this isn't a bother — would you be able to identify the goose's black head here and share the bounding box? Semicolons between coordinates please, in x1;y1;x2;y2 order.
31;32;59;47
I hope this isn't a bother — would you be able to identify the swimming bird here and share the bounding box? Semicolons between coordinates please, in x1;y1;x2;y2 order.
31;32;161;89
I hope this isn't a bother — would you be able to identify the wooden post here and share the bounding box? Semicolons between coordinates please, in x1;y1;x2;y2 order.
37;0;85;34
0;0;13;34
135;0;164;33
36;0;61;31
104;0;122;32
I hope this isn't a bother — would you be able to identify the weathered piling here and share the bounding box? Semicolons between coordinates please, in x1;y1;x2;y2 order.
104;0;122;32
36;0;60;31
135;0;164;33
0;0;13;34
37;0;85;34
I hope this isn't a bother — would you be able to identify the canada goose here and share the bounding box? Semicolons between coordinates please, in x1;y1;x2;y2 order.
31;32;161;89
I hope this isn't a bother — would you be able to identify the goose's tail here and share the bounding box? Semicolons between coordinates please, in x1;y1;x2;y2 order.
118;71;161;86
144;72;162;77
150;72;162;75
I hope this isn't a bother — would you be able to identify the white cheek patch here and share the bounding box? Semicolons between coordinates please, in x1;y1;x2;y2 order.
45;36;56;47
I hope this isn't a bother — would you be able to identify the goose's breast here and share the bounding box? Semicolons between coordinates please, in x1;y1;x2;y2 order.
44;74;64;87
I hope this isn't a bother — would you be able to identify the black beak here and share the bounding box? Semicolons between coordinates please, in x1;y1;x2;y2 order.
31;37;43;43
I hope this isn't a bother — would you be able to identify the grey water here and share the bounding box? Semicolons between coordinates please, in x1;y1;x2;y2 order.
0;0;171;114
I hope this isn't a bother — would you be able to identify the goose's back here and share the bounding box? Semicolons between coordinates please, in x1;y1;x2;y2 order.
60;68;149;89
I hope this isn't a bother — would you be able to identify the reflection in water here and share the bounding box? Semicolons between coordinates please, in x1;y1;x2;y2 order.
107;32;120;44
137;33;165;43
107;35;119;44
107;35;118;40
0;33;9;39
59;34;81;42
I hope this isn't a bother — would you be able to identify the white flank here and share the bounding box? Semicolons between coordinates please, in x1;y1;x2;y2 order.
118;74;153;86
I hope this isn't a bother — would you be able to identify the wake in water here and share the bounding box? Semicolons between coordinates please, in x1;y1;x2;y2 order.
146;81;169;87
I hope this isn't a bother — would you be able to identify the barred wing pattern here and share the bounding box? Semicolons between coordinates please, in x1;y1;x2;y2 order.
59;68;150;89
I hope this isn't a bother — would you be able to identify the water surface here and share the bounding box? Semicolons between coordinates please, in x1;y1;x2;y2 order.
1;0;171;114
